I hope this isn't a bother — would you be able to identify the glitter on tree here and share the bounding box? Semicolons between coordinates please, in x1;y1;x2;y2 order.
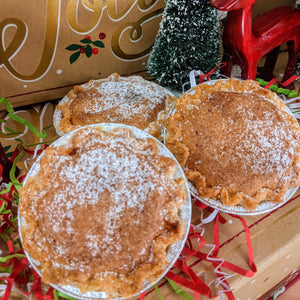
147;0;222;90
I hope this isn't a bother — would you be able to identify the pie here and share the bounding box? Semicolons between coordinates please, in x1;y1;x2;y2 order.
53;73;175;139
165;78;300;210
19;125;188;298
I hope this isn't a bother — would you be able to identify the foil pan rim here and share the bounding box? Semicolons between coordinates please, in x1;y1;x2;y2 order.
188;182;299;216
53;78;176;137
164;78;299;216
18;123;191;299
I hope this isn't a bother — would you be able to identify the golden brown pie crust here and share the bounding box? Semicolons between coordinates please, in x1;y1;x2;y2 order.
19;126;186;297
55;73;175;139
166;78;300;210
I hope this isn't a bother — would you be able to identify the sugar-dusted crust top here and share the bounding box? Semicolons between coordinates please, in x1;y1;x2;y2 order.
54;73;175;139
166;78;300;210
19;126;186;297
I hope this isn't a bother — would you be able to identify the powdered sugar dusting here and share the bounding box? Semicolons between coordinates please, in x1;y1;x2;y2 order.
53;74;176;139
222;93;295;176
20;125;189;283
78;76;168;120
232;106;295;175
180;90;299;196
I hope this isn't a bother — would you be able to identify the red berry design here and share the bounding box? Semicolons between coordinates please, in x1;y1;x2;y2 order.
99;32;106;40
66;34;105;63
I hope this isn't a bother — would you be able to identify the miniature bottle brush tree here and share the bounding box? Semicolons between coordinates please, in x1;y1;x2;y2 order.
147;0;222;90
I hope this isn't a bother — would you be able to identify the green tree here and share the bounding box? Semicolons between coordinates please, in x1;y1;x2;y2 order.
147;0;222;90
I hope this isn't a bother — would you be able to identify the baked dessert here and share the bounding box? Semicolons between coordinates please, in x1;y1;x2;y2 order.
166;78;300;210
53;73;175;139
19;124;189;298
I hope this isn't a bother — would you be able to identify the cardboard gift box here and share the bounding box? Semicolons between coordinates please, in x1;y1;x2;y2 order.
0;0;165;110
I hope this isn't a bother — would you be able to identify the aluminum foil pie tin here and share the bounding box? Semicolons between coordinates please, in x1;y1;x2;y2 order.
189;182;299;216
53;77;176;137
165;78;299;216
18;123;191;300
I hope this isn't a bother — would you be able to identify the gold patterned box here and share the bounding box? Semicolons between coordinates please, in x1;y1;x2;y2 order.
0;0;164;110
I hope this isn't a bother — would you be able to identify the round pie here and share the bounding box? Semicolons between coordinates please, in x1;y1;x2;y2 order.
19;124;190;298
165;78;300;210
53;73;175;139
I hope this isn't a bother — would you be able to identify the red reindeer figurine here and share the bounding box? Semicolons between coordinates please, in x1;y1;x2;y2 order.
210;0;300;83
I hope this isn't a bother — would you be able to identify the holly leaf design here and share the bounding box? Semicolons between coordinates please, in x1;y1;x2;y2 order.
3;145;13;158
85;44;92;57
80;38;92;44
65;44;82;51
70;51;81;64
3;145;11;152
92;40;105;48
